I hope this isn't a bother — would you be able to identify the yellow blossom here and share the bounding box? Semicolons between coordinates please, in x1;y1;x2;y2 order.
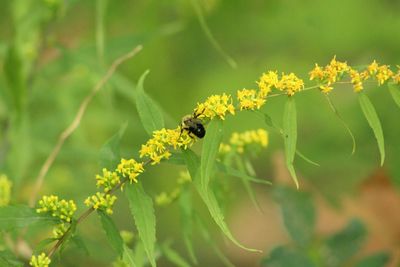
367;60;379;74
219;143;232;154
376;65;393;85
276;73;304;96
226;129;268;154
0;174;12;206
36;195;77;223
96;168;121;192
319;85;333;94
349;69;364;92
237;88;266;110
393;67;400;84
257;71;279;97
53;223;68;239
194;93;235;120
116;159;144;183
30;253;51;267
85;192;117;215
309;64;324;81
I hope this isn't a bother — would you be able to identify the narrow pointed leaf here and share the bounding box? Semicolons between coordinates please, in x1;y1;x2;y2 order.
122;245;138;267
201;119;223;190
283;97;299;188
99;122;128;170
295;150;320;167
135;70;165;135
358;93;385;165
126;184;157;267
388;82;400;109
182;149;261;253
325;94;356;154
98;211;124;257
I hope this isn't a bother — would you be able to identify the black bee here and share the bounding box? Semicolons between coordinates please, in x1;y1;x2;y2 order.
180;110;206;138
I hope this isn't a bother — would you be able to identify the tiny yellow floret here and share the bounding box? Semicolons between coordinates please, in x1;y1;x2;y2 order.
29;253;51;267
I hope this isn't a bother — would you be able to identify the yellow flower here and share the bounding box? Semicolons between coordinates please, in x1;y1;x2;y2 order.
36;195;77;223
194;93;235;120
257;71;279;98
116;159;144;183
219;143;232;154
367;60;379;74
276;73;304;96
53;223;68;239
319;85;333;94
96;168;121;192
309;64;325;81
0;174;12;206
376;65;393;85
393;67;400;84
85;192;117;215
237;88;266;110
349;69;364;92
227;129;268;154
29;253;51;267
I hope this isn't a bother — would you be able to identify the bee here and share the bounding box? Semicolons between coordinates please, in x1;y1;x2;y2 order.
180;109;206;139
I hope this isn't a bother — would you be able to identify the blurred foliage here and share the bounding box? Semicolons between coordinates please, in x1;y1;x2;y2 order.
0;0;399;266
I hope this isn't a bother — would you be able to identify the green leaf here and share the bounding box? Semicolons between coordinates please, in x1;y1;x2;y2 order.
98;211;124;257
126;183;157;267
122;245;138;267
195;215;235;267
261;246;316;267
160;242;191;267
201;119;223;190
182;149;260;253
217;162;271;185
132;241;147;267
388;82;400;109
33;238;57;254
358;92;385;166
274;186;315;246
283;97;299;188
99;122;128;170
0;205;57;231
355;252;390;267
295;150;320;167
323;219;366;267
325;94;356;155
0;250;23;267
189;0;237;68
179;186;197;264
135;70;165;136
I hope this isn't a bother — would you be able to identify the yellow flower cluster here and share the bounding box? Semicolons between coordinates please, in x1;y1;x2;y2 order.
220;129;269;154
0;174;12;206
140;127;194;165
84;192;117;215
310;57;399;93
29;253;51;267
257;71;279;97
96;168;120;192
194;93;235;120
237;88;266;110
276;73;305;96
36;195;77;223
117;158;144;183
53;223;68;239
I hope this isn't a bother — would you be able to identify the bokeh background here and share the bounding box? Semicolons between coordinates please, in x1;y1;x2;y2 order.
1;0;400;266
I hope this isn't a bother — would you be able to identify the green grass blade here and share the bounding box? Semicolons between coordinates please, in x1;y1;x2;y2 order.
388;82;400;109
283;97;299;188
98;211;124;257
325;94;356;155
358;92;385;166
135;70;165;136
126;183;157;267
190;0;237;68
201;119;223;190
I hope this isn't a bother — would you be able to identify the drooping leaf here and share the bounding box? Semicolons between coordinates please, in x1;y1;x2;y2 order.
261;246;316;267
323;219;366;267
282;97;299;188
274;186;315;246
98;211;124;257
179;186;197;264
99;122;128;170
195;215;235;267
122;245;138;267
325;94;356;155
182;149;260;253
160;242;191;267
355;252;390;267
126;183;157;267
0;205;57;231
358;92;385;166
200;119;223;190
135;70;165;136
189;0;237;68
388;82;400;109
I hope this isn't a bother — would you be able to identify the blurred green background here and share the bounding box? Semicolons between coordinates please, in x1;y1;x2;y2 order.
0;0;400;266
